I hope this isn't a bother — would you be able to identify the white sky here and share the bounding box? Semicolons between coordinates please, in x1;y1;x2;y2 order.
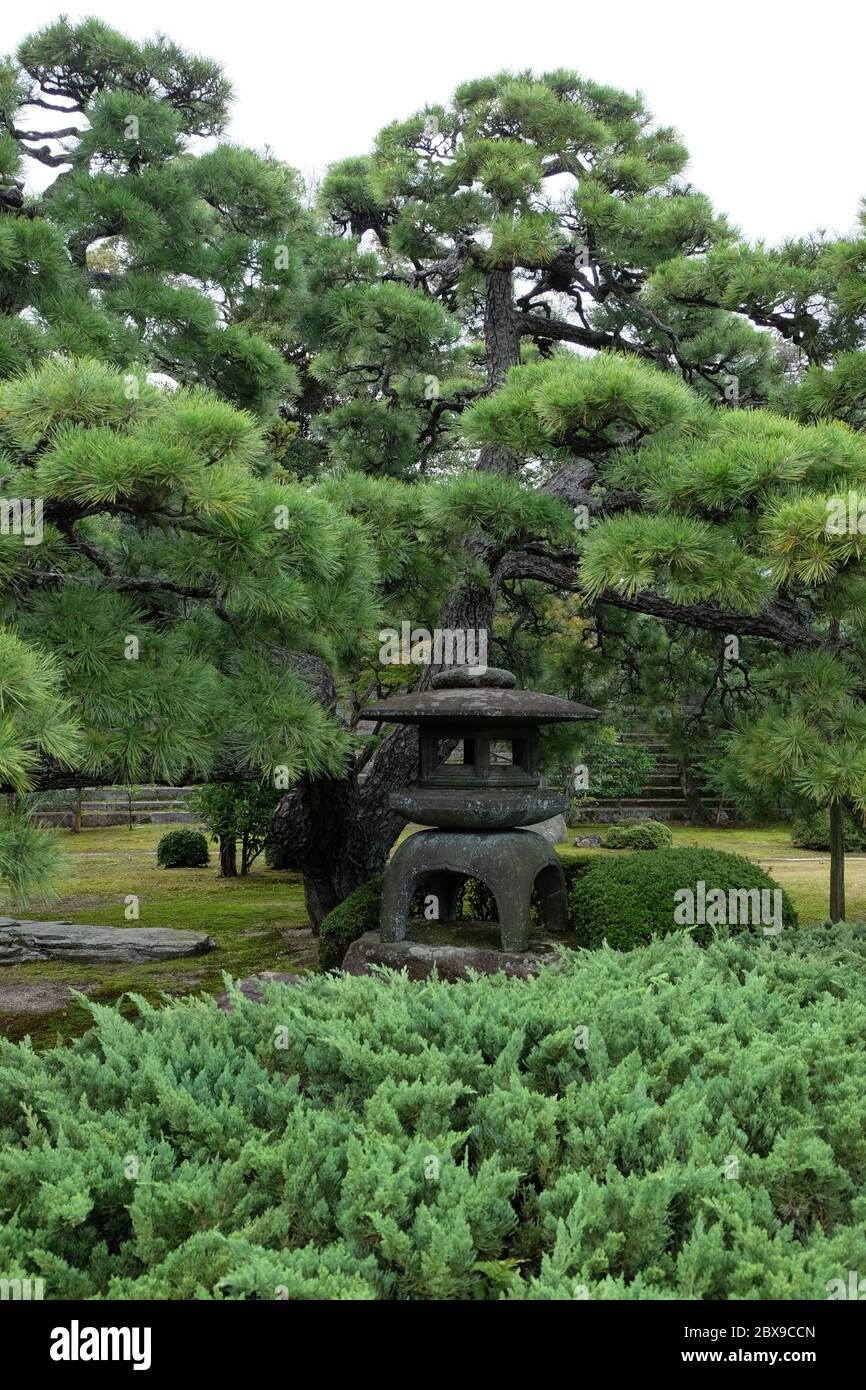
5;0;864;244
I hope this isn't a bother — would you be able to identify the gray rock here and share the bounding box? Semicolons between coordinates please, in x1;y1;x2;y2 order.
0;918;215;965
528;814;570;844
0;980;97;1015
572;834;603;847
215;971;302;1012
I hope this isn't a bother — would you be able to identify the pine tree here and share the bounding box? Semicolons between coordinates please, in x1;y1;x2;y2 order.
0;353;386;904
270;70;796;916
464;349;866;919
1;16;307;415
278;71;866;923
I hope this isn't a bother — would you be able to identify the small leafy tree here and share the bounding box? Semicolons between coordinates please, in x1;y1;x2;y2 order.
571;724;656;803
189;782;282;876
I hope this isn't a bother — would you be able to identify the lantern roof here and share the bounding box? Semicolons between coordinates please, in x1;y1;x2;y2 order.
361;665;600;726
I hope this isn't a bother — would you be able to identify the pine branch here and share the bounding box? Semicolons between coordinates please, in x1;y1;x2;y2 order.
493;544;826;649
514;311;667;364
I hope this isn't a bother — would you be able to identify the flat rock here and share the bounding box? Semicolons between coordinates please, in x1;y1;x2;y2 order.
341;922;568;982
0;918;216;965
573;834;603;847
215;971;302;1012
0;980;97;1015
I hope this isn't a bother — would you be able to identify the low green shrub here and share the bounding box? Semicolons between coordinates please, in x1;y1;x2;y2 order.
567;726;657;824
156;828;209;868
2;926;865;1299
791;807;866;852
569;847;796;951
318;876;383;970
601;820;673;850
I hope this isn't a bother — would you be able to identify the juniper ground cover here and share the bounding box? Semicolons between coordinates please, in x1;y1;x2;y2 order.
1;925;865;1299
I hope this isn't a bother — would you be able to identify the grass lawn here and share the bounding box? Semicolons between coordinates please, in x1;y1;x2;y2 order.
2;817;861;1049
0;823;311;1048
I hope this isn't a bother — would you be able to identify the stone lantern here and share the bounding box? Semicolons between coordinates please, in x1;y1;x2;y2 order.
362;666;599;952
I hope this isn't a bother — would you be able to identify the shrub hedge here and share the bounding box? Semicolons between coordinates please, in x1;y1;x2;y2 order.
318;875;383;970
1;926;865;1299
320;849;794;966
156;828;210;868
569;847;796;951
791;807;866;853
601;820;673;850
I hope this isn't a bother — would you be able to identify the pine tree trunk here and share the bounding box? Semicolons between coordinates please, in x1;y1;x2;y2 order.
478;267;520;473
484;267;520;391
829;800;846;923
273;773;373;932
681;759;706;824
219;836;238;877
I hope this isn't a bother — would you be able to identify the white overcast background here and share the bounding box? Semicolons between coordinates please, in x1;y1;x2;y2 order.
4;0;864;244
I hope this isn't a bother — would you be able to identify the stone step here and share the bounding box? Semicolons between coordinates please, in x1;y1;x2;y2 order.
587;797;691;811
80;799;191;812
573;807;693;823
38;785;194;806
35;809;197;828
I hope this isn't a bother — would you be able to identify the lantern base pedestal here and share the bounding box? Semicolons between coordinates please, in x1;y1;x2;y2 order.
381;828;569;953
343;923;564;981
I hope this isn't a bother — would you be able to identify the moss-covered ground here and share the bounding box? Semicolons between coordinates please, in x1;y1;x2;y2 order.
0;823;311;1048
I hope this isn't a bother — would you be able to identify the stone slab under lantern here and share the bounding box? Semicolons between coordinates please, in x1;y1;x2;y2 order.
342;922;567;982
362;664;599;952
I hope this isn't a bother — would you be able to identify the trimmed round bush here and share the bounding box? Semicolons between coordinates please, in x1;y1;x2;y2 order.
569;847;797;951
601;819;673;850
318;876;383;970
156;828;210;869
791;807;866;852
